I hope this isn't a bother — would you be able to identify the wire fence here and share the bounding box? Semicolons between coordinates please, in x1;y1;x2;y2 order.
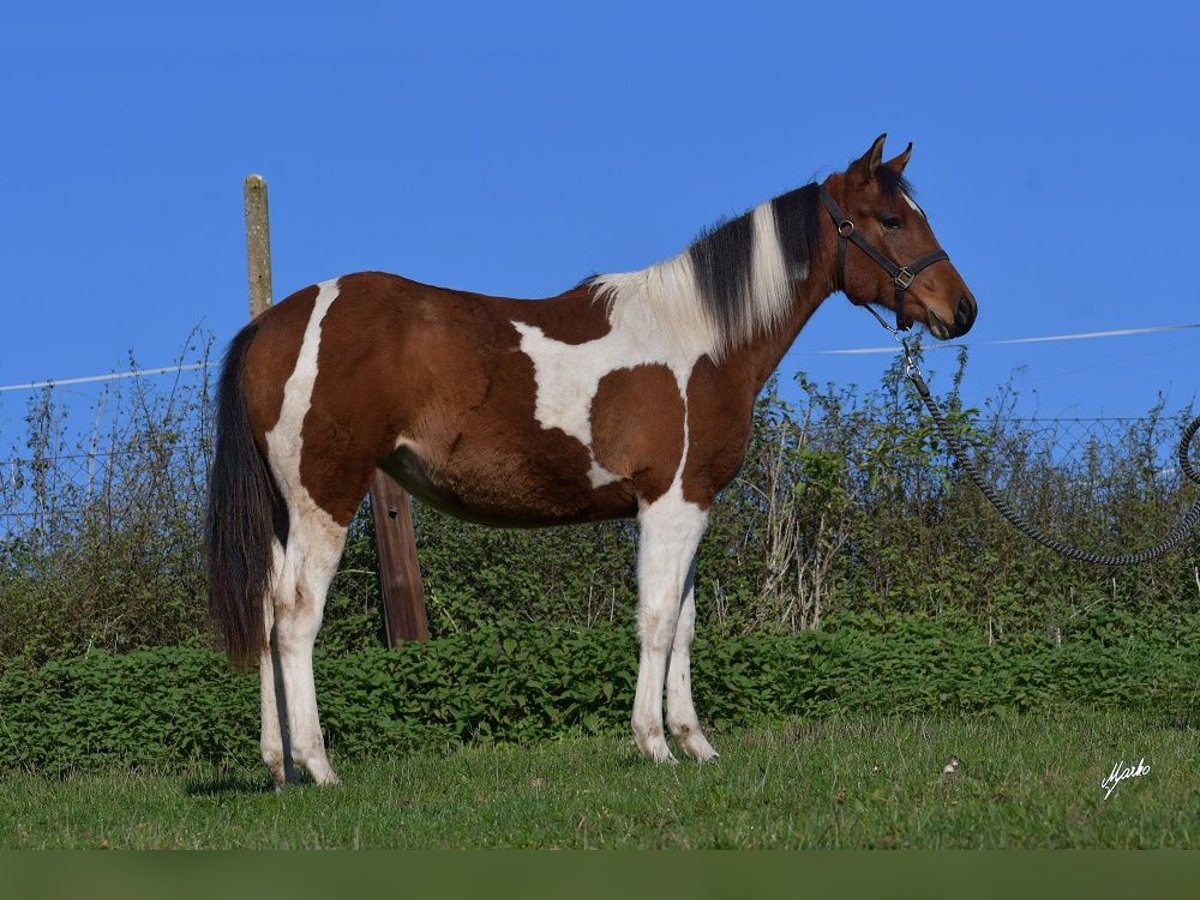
0;351;214;545
1;360;1193;542
1;440;213;542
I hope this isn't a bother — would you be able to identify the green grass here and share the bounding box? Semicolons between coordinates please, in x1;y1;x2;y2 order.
3;708;1197;848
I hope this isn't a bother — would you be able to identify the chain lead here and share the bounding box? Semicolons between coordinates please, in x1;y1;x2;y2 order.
858;308;1200;567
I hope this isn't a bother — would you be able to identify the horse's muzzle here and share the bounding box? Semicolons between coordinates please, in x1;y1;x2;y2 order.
931;294;977;340
955;293;978;334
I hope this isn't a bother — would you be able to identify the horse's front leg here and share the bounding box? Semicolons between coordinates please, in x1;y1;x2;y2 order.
666;562;719;762
632;491;709;763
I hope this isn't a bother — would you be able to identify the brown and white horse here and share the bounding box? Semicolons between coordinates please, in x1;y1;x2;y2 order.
207;135;977;786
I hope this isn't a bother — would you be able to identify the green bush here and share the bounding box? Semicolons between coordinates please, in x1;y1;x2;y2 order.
0;342;212;669
4;614;1199;776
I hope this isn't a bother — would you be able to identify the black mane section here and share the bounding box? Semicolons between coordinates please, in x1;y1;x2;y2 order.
771;183;821;283
686;183;824;344
876;166;916;198
688;209;755;340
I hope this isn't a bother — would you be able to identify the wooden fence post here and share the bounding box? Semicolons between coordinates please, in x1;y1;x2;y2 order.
369;474;429;643
243;175;273;318
241;174;428;645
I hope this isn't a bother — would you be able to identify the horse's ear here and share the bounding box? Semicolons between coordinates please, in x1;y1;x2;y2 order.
852;133;889;184
885;142;913;175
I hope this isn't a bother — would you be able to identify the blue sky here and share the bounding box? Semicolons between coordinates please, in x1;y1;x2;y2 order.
3;2;1199;433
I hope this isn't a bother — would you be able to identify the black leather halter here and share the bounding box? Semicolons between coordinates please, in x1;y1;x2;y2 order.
818;185;949;332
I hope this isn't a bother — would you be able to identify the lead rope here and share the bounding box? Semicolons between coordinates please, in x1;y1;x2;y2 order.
868;309;1200;566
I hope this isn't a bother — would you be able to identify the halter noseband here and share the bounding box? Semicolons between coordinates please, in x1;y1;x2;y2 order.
818;185;949;332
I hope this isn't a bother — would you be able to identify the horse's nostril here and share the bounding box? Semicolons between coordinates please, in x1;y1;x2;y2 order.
956;294;976;329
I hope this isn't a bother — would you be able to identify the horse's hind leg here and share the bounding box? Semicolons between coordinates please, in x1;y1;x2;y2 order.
259;538;291;787
271;506;347;786
666;560;719;762
632;491;709;763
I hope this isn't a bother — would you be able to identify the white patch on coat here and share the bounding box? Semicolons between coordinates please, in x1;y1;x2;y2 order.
588;460;622;489
512;316;699;487
266;279;338;508
901;190;927;219
515;306;716;761
264;277;344;576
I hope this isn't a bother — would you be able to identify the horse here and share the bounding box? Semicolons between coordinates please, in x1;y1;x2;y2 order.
206;134;977;786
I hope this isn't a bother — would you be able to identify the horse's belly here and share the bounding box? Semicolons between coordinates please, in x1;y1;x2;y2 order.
380;442;637;527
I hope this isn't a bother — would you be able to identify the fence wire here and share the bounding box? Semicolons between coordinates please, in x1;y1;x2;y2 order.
0;365;213;545
1;379;1191;544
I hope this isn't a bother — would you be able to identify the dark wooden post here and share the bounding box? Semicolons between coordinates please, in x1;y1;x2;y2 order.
242;174;429;645
369;474;429;643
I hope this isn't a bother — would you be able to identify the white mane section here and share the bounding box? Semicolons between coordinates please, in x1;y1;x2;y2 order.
591;252;722;359
591;199;797;360
743;201;793;345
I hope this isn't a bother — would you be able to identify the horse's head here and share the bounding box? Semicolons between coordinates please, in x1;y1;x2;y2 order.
822;134;976;340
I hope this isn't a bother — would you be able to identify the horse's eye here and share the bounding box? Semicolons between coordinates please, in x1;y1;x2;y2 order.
882;215;903;230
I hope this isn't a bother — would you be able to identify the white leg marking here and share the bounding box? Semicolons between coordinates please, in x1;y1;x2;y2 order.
666;557;719;762
632;490;708;763
261;278;346;786
259;538;287;787
273;513;346;785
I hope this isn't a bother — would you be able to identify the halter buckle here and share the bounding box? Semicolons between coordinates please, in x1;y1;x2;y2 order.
837;220;855;237
894;268;915;289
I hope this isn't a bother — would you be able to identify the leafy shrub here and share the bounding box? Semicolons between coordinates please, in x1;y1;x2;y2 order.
0;339;212;669
4;615;1199;776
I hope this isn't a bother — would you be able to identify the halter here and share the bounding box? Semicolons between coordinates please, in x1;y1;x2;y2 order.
818;185;949;332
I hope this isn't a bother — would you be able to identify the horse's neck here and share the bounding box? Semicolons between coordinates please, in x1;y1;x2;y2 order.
716;271;835;395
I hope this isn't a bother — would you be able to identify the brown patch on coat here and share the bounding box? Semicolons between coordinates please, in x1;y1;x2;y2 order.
506;284;613;344
590;364;684;505
680;357;756;509
389;342;599;525
295;272;474;526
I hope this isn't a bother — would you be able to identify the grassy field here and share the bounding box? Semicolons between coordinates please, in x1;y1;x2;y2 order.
3;707;1198;849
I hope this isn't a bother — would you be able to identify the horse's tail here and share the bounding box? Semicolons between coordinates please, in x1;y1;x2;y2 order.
206;323;277;670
